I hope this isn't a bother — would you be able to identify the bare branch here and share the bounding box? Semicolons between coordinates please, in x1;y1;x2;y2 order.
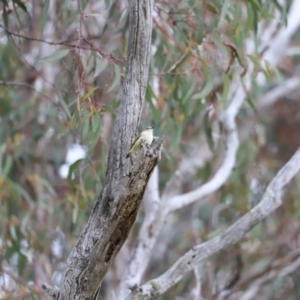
161;142;213;201
129;146;300;299
119;44;248;300
190;267;204;300
117;2;300;298
258;76;300;109
143;167;160;223
0;24;124;64
239;255;300;300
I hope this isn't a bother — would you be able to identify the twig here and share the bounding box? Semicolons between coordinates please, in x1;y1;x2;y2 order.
0;80;52;101
0;24;125;65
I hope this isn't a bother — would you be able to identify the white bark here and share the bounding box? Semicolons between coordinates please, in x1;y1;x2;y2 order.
117;1;300;298
129;146;300;299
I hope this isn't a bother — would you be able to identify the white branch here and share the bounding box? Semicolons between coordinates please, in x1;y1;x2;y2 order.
167;78;245;213
117;167;164;300
167;0;300;213
263;0;300;66
258;76;300;109
117;2;300;298
161;142;213;201
190;267;204;300
129;146;300;299
143;167;160;222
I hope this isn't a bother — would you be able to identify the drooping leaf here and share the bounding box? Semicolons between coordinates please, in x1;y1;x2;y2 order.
248;1;259;33
67;159;84;183
17;251;27;275
62;10;80;28
41;0;50;34
104;104;116;118
92;113;101;132
2;155;12;177
170;124;182;150
2;2;9;29
94;54;103;78
81;108;90;142
220;73;230;103
146;85;161;122
39;49;69;62
210;34;229;58
218;0;231;28
57;0;70;18
86;114;102;150
192;77;214;100
245;96;258;113
107;65;121;92
39;177;57;196
248;54;263;71
57;94;71;118
203;112;214;152
14;0;28;12
80;87;98;102
235;48;248;77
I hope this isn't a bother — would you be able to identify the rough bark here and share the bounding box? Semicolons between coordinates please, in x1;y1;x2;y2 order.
42;0;156;299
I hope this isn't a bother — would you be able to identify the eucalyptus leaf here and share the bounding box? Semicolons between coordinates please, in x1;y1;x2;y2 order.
80;87;98;102
39;49;69;62
94;55;103;78
192;78;214;100
41;0;50;34
67;159;84;183
107;65;121;92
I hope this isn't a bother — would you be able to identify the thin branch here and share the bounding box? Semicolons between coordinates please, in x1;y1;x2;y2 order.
0;80;52;101
239;255;300;300
190;267;204;300
0;24;125;64
0;23;77;45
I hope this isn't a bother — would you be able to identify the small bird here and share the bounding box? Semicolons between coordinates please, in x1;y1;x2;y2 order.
125;126;154;158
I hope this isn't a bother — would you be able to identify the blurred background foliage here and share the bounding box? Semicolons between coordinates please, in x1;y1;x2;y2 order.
0;0;300;299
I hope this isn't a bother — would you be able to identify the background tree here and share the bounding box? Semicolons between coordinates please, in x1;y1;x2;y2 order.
1;0;300;299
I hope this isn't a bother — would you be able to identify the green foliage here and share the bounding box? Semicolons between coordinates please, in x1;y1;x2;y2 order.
39;49;70;62
0;0;299;299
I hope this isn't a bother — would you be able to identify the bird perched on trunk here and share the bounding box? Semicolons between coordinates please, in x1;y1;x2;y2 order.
125;126;154;158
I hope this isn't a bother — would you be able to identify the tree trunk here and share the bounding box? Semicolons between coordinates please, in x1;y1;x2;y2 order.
42;0;159;299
